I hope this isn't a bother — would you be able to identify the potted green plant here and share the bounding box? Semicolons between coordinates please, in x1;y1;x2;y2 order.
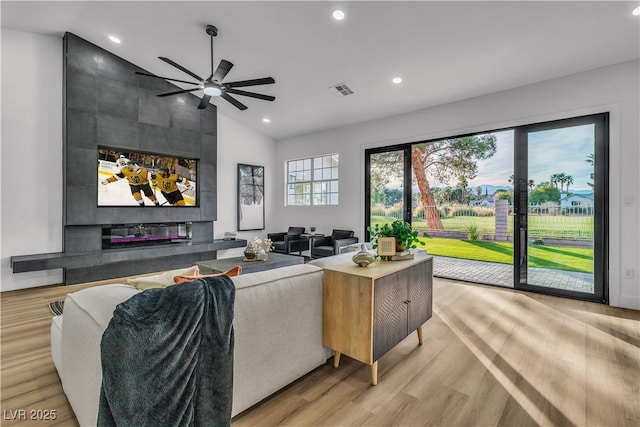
367;220;425;251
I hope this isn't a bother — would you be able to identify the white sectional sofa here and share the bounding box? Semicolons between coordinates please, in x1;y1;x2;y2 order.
51;263;333;426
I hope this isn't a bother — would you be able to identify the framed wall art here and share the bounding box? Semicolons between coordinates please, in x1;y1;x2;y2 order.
237;164;265;231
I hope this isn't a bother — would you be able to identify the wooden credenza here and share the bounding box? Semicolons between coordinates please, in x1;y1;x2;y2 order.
322;253;433;385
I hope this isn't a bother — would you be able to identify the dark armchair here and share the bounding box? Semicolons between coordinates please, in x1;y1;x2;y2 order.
267;227;306;254
310;229;358;258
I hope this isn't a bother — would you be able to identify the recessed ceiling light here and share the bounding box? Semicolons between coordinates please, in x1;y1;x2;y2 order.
332;10;345;21
392;77;402;84
262;118;271;123
633;5;640;15
108;35;121;44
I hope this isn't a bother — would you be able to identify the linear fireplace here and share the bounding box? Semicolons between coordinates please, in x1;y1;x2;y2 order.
102;222;192;249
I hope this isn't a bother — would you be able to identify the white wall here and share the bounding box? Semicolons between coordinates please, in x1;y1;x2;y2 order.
0;30;276;291
214;114;276;259
274;60;640;310
1;29;64;291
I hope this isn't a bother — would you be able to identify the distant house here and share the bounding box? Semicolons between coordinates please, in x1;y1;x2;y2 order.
560;192;593;208
470;196;495;207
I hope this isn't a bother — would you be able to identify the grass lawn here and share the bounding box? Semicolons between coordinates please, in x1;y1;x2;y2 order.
415;216;593;239
375;214;594;239
420;236;594;274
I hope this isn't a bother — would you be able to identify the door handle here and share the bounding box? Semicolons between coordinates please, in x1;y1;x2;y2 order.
520;228;526;265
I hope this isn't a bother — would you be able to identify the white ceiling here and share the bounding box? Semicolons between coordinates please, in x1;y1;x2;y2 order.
2;1;639;140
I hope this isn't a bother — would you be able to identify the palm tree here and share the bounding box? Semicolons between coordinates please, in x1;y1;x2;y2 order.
458;177;469;204
552;172;571;192
563;175;574;193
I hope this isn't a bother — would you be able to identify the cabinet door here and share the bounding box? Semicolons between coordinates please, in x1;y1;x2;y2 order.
373;270;409;361
407;260;433;333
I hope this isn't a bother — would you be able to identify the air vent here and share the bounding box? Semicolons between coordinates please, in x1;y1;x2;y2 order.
329;82;355;97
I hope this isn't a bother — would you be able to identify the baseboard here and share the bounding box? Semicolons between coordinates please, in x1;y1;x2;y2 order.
618;294;640;311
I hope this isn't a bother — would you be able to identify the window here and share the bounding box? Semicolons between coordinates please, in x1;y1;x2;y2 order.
286;154;339;206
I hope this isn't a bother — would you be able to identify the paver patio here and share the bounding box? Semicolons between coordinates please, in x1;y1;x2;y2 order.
432;255;595;294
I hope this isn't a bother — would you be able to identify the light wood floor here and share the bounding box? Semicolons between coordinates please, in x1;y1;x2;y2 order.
1;278;638;426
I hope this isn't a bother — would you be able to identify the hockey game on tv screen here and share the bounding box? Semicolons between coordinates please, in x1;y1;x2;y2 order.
97;147;197;207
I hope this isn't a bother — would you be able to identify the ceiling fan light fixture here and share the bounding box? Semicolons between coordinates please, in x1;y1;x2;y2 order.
136;24;275;111
203;85;222;96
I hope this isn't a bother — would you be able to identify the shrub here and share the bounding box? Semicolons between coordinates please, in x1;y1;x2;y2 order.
438;206;451;218
531;239;545;246
413;206;424;219
467;223;480;241
370;206;387;217
451;207;479;217
475;208;495;217
385;206;403;219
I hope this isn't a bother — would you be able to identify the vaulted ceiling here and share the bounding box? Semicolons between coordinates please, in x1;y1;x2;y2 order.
2;1;639;140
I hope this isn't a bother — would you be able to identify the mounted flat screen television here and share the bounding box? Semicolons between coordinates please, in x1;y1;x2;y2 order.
97;147;198;207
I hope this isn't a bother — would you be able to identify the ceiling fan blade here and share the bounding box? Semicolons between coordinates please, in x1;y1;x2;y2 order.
157;87;202;97
198;94;212;110
225;77;275;88
212;60;234;83
158;57;204;82
221;93;247;110
226;88;275;102
135;71;200;86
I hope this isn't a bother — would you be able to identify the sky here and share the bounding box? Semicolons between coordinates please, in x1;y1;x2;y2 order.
466;125;595;192
467;130;513;189
380;124;595;192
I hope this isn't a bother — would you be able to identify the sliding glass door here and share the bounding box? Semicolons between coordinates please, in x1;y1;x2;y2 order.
365;147;411;235
365;113;608;304
514;114;608;302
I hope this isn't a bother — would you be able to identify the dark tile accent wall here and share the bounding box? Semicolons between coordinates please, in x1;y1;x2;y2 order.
64;32;217;226
62;33;219;283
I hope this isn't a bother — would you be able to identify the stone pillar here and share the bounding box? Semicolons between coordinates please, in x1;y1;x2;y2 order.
495;199;509;241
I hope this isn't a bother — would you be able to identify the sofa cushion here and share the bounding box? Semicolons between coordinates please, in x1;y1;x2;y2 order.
66;283;140;331
127;265;200;290
173;265;242;284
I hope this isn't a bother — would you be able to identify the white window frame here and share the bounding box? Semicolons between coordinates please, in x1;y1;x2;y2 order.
286;154;339;206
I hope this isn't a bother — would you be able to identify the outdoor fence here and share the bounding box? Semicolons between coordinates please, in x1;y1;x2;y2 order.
371;202;594;243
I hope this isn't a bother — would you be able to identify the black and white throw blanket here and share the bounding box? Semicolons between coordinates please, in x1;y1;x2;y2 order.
97;276;235;427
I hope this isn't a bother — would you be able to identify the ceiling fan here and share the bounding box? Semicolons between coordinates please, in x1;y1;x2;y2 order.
135;24;275;111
